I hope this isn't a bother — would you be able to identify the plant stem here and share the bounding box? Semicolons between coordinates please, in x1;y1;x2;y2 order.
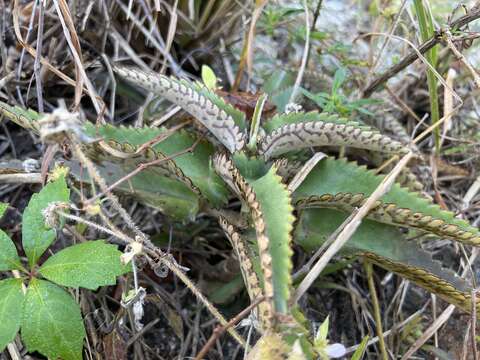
364;261;388;360
413;0;440;153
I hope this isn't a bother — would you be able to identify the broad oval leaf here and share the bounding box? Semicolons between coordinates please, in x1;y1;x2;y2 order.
22;176;70;267
201;64;218;89
21;279;85;360
0;279;24;351
0;229;21;271
39;241;127;290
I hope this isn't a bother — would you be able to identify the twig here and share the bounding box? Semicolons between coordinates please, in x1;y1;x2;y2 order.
233;0;268;91
444;29;480;88
363;5;480;97
194;297;265;360
293;151;414;303
288;0;310;104
345;304;428;354
364;261;388;360
368;0;408;77
471;289;479;360
33;0;45;113
0;173;42;183
287;152;326;193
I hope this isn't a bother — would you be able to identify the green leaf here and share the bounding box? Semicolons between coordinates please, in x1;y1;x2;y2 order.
0;229;22;271
22;176;70;267
332;67;347;94
0;101;41;133
85;124;229;207
201;65;217;90
316;316;329;342
68;157;199;221
0;202;8;217
113;66;246;153
249;165;295;315
0;200;21;272
294;157;480;245
21;279;85;360
39;241;127;290
295;208;473;311
0;279;24;351
351;336;369;360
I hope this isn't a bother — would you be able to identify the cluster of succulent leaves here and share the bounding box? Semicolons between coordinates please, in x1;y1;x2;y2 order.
0;176;127;359
1;63;479;358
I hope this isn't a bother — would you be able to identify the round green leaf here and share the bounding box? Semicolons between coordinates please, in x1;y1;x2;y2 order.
22;176;70;267
39;240;128;290
21;279;85;360
0;279;24;351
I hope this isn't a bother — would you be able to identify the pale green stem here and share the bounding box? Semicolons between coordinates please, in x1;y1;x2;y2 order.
413;0;440;153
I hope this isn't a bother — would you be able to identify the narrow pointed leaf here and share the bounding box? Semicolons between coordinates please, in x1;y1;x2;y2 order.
113;65;246;153
219;218;271;329
39;241;127;290
295;208;475;311
21;279;85;360
249;166;295;316
22;176;70;267
294;157;480;246
85;124;229;206
259;120;408;159
0;101;41;133
0;279;24;351
215;154;295;325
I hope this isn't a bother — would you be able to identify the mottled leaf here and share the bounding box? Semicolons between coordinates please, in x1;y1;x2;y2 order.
294;157;480;246
259;120;408;159
85;124;229;206
249;166;295;315
295;208;474;311
113;65;246;153
0;101;41;133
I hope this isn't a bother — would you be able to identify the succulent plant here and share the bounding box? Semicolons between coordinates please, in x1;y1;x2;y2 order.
1;64;478;358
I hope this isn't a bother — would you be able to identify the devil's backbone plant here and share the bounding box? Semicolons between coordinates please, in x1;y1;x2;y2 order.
0;176;127;360
1;64;479;358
